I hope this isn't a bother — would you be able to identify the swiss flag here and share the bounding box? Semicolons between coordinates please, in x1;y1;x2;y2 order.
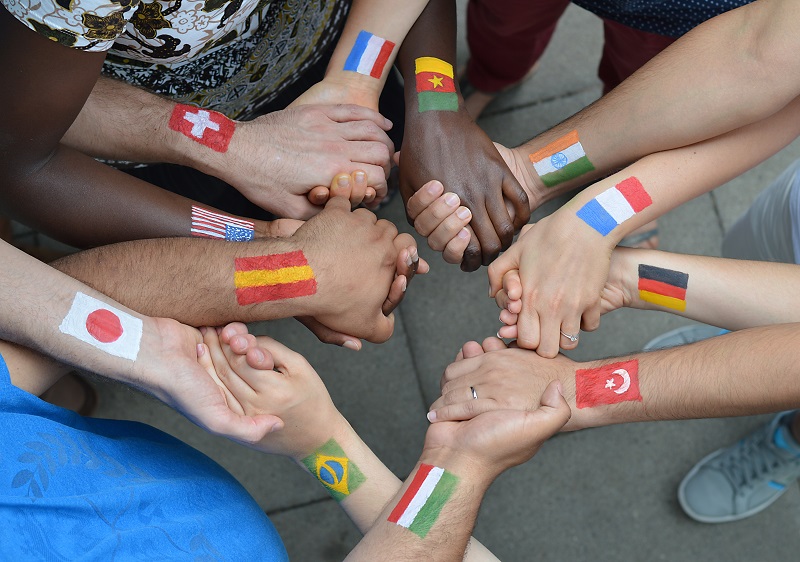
575;359;641;409
169;104;235;153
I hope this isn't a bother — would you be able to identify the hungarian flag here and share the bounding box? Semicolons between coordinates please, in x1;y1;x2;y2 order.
234;251;317;305
388;463;458;538
169;104;235;153
638;264;689;311
59;292;143;361
415;57;458;112
575;359;642;409
528;130;595;187
576;177;652;236
343;30;395;78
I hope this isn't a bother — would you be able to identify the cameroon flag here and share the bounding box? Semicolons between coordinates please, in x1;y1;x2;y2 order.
415;57;458;112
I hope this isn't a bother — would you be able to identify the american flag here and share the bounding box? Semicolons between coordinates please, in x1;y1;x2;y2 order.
191;206;254;242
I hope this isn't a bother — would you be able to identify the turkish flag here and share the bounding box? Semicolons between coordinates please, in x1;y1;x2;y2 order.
168;104;235;153
575;359;642;409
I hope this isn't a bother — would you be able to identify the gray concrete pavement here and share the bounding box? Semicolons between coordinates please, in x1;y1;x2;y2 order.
29;2;800;560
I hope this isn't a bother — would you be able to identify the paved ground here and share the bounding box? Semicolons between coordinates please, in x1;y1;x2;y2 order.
20;3;800;560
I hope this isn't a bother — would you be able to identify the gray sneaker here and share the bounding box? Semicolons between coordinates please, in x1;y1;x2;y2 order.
678;412;800;523
643;324;728;351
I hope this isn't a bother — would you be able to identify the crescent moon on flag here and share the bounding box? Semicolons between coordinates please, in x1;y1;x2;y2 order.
612;369;631;394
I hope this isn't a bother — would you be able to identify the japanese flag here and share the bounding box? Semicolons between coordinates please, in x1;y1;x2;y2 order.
59;292;143;361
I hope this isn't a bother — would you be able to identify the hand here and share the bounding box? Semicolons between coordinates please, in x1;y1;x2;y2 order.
199;323;343;457
258;217;305;238
400;110;530;271
423;379;570;480
428;340;577;433
290;75;381;112
308;169;380;212
495;245;636;339
132;318;282;447
293;196;429;343
487;213;612;357
222;105;394;219
405;179;472;264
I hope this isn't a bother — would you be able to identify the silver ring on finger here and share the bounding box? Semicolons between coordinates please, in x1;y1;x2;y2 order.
470;386;478;400
560;330;579;343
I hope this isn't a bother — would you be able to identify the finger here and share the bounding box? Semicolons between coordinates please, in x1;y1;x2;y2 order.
581;301;602;333
307;186;330;206
209;412;285;446
486;248;517;298
365;312;395;343
427;205;472;253
485;188;517;253
330;173;354;201
219;322;250;344
558;322;581;352
465;207;503;267
218;333;268;396
413;191;462;237
295;316;362;351
515;302;541;351
497;324;518;339
499;308;518;326
351;163;389;196
427;399;496;423
460;225;483;272
382;274;407;315
323;104;392;130
406;180;445;220
442;227;471;264
536;314;563;359
346;141;393;178
480;336;508;352
338;119;395;149
324;193;353;211
502;270;523;302
526;380;571;431
393;245;419;284
461;340;486;359
440;355;481;385
500;171;531;231
495;289;521;315
200;331;246;414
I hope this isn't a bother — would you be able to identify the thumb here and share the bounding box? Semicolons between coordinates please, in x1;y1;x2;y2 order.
393;150;401;167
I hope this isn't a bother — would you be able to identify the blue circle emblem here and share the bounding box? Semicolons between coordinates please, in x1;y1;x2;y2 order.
550;152;569;169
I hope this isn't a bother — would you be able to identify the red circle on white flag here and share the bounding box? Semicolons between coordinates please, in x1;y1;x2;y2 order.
86;309;124;343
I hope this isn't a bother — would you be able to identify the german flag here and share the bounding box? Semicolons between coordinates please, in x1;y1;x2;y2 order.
415;57;458;112
234;251;317;305
638;264;688;311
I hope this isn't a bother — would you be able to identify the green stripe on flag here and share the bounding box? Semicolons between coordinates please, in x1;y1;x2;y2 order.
407;470;459;538
418;91;458;112
539;155;595;187
301;438;366;502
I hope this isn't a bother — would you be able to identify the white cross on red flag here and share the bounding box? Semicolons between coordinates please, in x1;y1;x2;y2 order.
169;104;235;153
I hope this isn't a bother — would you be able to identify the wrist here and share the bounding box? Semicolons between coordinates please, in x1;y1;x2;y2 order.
418;445;496;490
322;72;383;108
290;411;353;464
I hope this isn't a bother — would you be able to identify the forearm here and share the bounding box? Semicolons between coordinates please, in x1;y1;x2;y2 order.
296;417;497;561
0;339;72;397
346;451;489;561
520;0;800;204
567;324;800;430
613;248;800;329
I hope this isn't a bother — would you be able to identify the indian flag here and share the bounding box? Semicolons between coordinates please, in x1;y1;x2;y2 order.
528;130;595;187
387;463;459;538
234;251;317;305
415;57;458;112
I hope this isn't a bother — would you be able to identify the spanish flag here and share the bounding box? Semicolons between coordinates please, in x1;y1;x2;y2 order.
415;57;458;112
234;251;317;305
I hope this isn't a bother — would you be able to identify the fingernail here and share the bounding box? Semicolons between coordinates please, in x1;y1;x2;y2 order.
410;247;418;263
401;276;408;292
252;349;264;363
200;326;207;335
458;228;470;240
427;411;436;423
196;343;205;357
406;252;414;268
385;118;393;128
338;175;350;188
556;381;564;396
496;331;503;339
425;181;441;196
269;423;282;433
343;340;361;351
456;206;471;220
354;171;366;183
444;193;458;207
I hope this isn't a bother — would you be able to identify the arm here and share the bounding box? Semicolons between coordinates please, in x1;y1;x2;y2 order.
202;328;568;560
0;238;279;441
431;324;800;433
511;0;800;210
486;92;800;358
395;0;530;271
51;197;423;343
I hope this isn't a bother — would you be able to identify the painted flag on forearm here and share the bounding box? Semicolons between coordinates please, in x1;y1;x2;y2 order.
343;30;395;78
415;57;458;112
233;251;317;305
388;463;458;538
529;130;595;187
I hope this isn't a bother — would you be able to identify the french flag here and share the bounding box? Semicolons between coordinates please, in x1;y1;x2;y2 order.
343;30;395;79
576;177;652;236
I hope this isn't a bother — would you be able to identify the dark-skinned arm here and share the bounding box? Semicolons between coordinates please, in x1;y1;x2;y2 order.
395;0;530;271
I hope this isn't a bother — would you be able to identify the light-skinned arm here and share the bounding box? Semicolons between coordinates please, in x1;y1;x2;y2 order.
486;92;800;358
201;326;569;560
50;197;426;346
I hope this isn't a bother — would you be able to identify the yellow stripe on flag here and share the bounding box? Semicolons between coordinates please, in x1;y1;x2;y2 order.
235;266;315;288
415;57;453;78
639;290;686;311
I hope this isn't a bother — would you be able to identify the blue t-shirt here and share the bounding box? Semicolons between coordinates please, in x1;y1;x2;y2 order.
573;0;755;37
0;354;288;561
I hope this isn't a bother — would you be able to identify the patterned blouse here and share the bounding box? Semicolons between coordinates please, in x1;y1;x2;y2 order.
2;0;349;119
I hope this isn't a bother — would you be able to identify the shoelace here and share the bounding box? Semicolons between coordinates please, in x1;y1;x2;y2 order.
716;425;794;490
